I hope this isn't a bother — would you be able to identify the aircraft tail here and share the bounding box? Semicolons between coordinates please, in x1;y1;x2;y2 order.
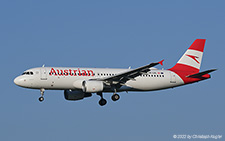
169;39;206;73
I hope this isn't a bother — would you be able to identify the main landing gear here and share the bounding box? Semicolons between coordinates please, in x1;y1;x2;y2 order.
111;94;120;101
97;92;107;106
111;88;120;101
39;88;45;102
97;91;120;106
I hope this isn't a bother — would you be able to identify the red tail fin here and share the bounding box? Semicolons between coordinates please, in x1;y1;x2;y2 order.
170;39;206;73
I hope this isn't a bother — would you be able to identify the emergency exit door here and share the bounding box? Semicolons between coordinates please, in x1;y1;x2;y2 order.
40;68;47;80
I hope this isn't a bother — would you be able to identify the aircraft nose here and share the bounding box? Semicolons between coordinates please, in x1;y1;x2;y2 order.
14;77;19;85
14;76;24;86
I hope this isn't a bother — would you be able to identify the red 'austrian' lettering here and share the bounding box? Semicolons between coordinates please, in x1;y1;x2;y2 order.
49;68;94;76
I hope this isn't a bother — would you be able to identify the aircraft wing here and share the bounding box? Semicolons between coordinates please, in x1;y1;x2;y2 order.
94;60;164;84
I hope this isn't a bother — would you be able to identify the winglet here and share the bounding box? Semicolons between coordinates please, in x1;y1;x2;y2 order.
159;59;164;66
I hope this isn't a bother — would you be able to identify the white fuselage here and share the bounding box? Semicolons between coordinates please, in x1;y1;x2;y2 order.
14;67;184;92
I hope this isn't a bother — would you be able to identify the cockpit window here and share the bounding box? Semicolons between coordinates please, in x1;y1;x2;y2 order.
22;71;34;75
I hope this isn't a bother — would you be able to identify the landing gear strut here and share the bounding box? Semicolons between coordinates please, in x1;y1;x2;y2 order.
39;88;45;102
97;92;107;106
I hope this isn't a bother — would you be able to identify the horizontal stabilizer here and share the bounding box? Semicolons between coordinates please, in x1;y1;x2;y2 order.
186;69;217;78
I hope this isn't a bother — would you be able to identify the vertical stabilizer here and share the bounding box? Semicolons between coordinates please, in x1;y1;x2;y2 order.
170;39;206;73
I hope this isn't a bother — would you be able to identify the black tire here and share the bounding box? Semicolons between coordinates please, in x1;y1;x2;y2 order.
111;94;120;101
39;97;44;102
99;98;107;106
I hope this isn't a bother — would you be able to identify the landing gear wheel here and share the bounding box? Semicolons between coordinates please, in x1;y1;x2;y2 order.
111;94;120;101
99;98;107;106
39;88;45;102
39;96;44;102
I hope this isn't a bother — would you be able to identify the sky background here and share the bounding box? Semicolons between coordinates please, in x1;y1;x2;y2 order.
0;0;224;140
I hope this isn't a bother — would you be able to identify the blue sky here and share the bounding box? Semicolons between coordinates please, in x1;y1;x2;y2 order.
0;0;224;140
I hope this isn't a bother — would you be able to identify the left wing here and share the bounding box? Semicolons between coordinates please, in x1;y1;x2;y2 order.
93;60;164;84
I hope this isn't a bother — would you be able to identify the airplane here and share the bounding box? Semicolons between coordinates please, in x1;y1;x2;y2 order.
14;39;216;106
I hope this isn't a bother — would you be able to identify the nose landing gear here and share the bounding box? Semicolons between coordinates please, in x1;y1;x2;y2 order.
39;96;44;102
39;88;45;102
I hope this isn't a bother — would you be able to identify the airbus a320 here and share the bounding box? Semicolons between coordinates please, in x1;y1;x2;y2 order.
14;39;216;106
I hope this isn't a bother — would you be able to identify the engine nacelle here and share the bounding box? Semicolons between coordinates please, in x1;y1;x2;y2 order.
64;90;92;101
82;80;104;93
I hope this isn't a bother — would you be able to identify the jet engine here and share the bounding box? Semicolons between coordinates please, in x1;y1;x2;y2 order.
64;90;92;101
73;80;104;93
82;80;104;93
